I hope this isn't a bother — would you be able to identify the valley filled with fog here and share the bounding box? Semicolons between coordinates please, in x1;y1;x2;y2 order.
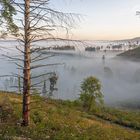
0;40;140;106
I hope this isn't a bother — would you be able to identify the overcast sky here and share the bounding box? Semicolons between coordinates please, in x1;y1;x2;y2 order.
50;0;140;40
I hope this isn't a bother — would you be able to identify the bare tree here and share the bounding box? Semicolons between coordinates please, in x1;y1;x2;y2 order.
0;0;80;126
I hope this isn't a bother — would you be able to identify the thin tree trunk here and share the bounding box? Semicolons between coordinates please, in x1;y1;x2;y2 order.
22;0;31;126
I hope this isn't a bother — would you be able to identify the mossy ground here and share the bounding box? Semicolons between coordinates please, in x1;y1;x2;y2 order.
0;92;140;140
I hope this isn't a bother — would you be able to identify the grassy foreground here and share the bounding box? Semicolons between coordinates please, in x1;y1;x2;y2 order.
0;92;140;140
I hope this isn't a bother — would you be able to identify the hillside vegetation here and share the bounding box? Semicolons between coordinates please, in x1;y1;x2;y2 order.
118;47;140;60
0;92;140;140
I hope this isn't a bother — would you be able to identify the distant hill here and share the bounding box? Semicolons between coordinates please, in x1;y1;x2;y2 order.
111;37;140;43
118;47;140;61
131;37;140;41
123;37;140;42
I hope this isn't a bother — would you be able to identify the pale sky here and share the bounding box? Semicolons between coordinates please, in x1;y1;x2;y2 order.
50;0;140;40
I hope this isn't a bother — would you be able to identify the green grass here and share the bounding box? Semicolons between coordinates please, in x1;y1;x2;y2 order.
91;107;140;130
0;92;140;140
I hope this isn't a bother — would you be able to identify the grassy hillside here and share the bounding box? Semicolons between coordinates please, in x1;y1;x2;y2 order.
118;47;140;60
0;92;140;140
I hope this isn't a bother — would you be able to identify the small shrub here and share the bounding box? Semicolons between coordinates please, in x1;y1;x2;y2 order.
0;96;16;123
32;111;43;124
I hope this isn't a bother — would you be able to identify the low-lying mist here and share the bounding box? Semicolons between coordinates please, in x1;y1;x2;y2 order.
36;51;140;105
0;40;140;107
